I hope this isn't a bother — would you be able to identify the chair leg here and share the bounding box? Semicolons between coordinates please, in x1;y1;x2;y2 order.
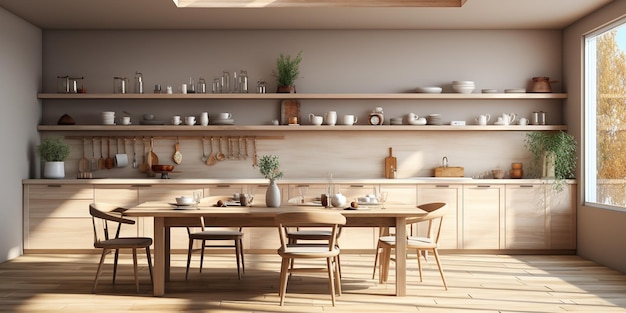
279;258;290;306
432;248;448;290
112;249;120;285
92;249;108;293
380;246;391;283
239;238;245;273
334;256;342;296
199;240;206;273
336;254;342;278
132;248;139;293
185;239;194;280
234;239;242;279
417;249;424;282
327;257;336;306
372;241;381;279
145;246;153;286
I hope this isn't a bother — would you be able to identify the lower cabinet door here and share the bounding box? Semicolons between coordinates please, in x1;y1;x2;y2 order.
417;184;461;249
505;184;546;249
462;184;504;249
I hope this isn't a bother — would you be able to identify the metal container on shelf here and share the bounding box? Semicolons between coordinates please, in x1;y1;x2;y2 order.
114;76;128;94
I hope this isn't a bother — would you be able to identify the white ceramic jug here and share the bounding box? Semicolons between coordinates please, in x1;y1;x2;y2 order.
501;113;517;125
475;114;491;125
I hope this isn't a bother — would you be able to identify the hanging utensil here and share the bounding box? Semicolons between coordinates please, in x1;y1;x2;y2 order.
173;137;183;164
227;137;234;160
207;136;217;165
216;137;226;161
201;137;208;163
139;137;149;172
91;137;98;171
237;137;243;160
98;138;106;170
252;137;258;167
149;137;159;165
105;138;114;169
132;137;138;168
243;137;249;160
79;137;89;173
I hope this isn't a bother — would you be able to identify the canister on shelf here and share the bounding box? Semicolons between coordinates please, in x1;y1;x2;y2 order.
114;76;128;94
510;163;523;179
57;75;70;93
134;72;143;94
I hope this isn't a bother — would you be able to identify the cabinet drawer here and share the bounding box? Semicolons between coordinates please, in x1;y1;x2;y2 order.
137;185;205;202
25;217;93;249
28;185;93;200
28;199;93;218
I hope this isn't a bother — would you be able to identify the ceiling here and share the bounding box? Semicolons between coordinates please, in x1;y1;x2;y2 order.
0;0;614;30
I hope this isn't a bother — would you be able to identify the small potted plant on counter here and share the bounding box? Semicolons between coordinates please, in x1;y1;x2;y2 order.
525;131;577;191
37;136;71;179
258;154;284;207
273;51;302;93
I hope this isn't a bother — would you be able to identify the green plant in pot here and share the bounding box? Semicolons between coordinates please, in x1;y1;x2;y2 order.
273;51;302;93
524;131;576;191
258;154;284;207
36;136;71;179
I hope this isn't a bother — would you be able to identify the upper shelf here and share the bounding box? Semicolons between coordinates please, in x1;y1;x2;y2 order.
37;93;568;100
37;125;568;131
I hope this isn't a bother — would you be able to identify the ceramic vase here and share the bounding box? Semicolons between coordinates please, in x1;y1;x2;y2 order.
265;180;281;208
44;161;65;179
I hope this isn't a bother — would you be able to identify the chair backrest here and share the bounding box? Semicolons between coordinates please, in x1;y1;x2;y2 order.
414;202;447;243
189;196;240;233
275;211;346;250
89;203;135;244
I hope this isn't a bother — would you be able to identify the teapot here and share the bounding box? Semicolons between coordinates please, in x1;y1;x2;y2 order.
501;113;517;125
331;193;347;207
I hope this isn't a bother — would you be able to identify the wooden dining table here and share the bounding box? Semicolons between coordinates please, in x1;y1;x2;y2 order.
123;201;426;297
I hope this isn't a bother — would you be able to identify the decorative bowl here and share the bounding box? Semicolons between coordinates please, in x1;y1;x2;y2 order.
415;87;442;93
152;164;174;172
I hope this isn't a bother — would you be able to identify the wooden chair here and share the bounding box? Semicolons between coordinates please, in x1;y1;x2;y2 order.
185;196;245;280
275;211;346;306
89;203;153;293
372;202;448;290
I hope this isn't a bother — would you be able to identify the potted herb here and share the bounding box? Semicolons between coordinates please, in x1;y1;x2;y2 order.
273;51;302;93
36;137;71;178
524;131;577;190
258;154;284;207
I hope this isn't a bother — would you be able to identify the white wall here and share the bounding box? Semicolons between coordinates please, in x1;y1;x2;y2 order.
0;7;42;262
564;1;626;273
41;29;564;180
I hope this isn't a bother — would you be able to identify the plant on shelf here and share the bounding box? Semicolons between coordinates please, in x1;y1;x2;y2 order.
36;136;71;179
524;131;577;191
258;154;284;207
273;50;302;93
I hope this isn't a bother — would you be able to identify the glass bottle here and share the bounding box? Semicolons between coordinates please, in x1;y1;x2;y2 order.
133;72;143;94
239;70;248;93
197;78;206;94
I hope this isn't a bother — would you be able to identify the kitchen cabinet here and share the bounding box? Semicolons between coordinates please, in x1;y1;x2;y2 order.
505;184;546;249
94;184;141;237
462;184;505;249
417;184;462;249
24;184;94;251
546;184;576;249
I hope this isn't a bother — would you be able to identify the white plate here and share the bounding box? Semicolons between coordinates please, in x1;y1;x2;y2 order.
504;88;526;93
415;87;442;93
211;119;234;125
169;202;194;207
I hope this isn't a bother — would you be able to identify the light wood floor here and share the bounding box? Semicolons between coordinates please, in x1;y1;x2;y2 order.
1;252;626;312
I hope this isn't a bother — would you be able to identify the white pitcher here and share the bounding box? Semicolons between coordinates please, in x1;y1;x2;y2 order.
475;114;491;125
324;111;337;126
501;113;517;125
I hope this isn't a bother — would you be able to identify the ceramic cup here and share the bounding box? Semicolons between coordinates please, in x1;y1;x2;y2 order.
476;114;490;125
309;114;323;126
121;116;131;125
171;115;181;125
519;117;529;125
324;111;337;126
215;113;232;120
185;116;196;125
343;114;358;125
181;83;188;94
114;154;128;167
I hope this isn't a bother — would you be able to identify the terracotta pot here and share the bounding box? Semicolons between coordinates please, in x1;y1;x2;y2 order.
276;85;296;93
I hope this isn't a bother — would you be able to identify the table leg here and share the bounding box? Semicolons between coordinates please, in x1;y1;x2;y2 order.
153;217;165;296
165;224;171;281
395;217;407;296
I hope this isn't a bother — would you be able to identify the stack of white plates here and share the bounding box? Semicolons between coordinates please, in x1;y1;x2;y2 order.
415;87;442;94
452;81;475;94
101;111;115;125
211;118;235;125
426;114;442;125
504;88;526;93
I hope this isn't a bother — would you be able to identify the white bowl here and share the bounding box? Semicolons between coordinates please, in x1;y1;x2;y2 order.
175;196;194;205
452;85;475;94
415;87;442;93
452;80;475;86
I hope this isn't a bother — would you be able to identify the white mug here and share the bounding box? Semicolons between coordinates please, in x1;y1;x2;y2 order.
519;117;529;125
309;113;323;126
476;114;491;125
181;83;188;94
114;154;128;167
171;115;181;125
215;112;232;120
185;116;196;125
324;111;337;126
121;116;131;125
343;114;358;125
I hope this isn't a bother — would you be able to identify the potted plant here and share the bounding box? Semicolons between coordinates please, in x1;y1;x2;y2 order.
524;131;577;190
273;51;302;93
258;154;284;207
36;136;71;179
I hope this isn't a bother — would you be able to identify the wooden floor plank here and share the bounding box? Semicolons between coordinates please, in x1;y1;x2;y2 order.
0;253;625;312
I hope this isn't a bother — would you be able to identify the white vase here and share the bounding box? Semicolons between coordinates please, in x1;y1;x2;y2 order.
44;161;65;179
265;180;281;208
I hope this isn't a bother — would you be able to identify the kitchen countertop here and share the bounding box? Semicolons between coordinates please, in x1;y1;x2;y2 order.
22;178;575;185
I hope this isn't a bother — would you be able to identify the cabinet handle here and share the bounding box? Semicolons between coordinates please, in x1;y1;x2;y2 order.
476;185;491;188
296;184;310;187
131;184;152;188
519;185;534;188
435;185;450;188
46;184;62;188
215;184;231;188
350;184;364;188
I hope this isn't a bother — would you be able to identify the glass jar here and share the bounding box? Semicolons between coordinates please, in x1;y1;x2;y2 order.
114;76;128;94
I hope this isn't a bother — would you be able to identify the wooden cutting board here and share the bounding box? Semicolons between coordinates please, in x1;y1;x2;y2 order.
384;147;397;179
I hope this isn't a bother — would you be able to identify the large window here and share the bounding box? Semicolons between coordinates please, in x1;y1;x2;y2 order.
585;19;626;208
